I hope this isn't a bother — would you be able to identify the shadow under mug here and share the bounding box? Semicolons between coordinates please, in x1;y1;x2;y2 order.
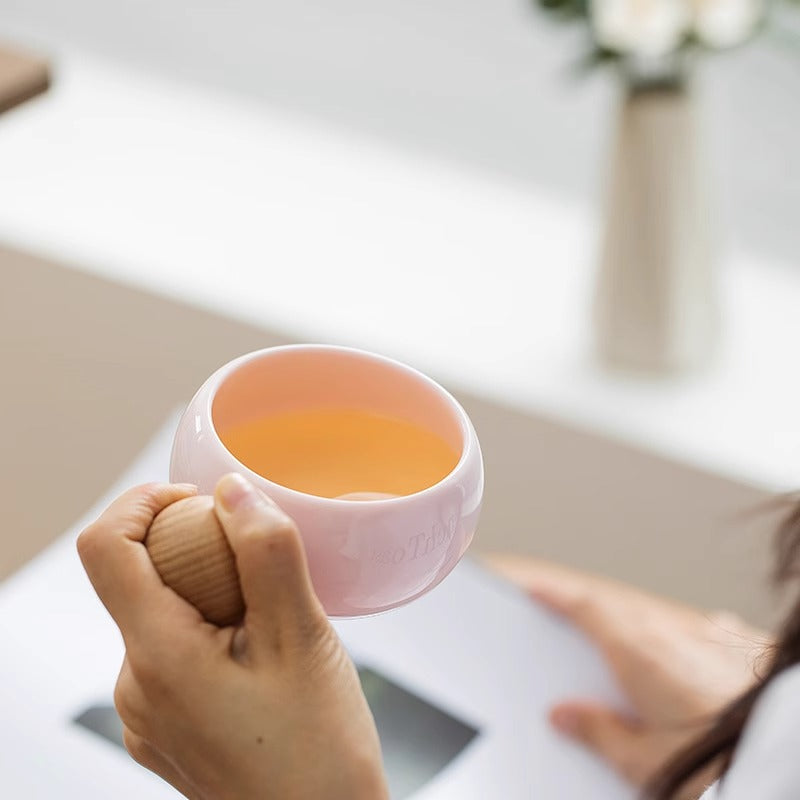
170;344;484;617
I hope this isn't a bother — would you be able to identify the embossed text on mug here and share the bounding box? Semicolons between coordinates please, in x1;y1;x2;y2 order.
370;514;459;565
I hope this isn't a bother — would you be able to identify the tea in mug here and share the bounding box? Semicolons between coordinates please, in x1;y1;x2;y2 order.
218;409;460;499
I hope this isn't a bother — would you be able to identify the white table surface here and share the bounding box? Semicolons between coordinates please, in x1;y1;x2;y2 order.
1;47;798;492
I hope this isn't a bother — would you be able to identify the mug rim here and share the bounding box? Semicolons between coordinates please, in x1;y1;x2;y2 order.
203;343;476;508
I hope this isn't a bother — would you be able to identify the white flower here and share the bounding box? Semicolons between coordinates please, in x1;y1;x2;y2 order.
590;0;692;57
590;0;766;56
693;0;765;47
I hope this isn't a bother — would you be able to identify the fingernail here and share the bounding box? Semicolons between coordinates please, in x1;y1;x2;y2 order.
217;473;261;512
175;483;198;493
551;707;579;736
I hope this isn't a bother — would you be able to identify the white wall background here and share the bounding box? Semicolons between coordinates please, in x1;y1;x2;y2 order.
1;0;798;263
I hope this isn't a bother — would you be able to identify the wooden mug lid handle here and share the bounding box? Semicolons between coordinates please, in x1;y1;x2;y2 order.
145;495;245;627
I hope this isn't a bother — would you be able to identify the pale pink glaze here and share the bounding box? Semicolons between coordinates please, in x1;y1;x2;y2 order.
170;344;483;617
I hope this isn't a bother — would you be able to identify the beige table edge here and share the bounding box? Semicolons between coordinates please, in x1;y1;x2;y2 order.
0;246;783;625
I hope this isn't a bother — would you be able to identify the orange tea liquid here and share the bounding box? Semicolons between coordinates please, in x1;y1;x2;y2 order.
218;409;460;499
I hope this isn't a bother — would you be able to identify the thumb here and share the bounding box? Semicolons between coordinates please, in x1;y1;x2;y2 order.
213;473;327;655
550;702;648;786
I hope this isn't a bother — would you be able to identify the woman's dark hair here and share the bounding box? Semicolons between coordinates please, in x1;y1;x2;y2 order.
647;499;800;799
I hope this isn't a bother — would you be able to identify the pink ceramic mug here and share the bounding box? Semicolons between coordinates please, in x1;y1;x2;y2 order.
170;344;483;616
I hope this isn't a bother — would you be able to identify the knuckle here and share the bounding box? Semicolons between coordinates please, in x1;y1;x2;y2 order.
564;590;595;621
240;513;301;554
122;729;151;767
576;714;600;745
126;636;203;699
127;649;168;695
114;680;145;731
265;516;302;551
76;523;102;560
129;483;168;522
135;481;163;502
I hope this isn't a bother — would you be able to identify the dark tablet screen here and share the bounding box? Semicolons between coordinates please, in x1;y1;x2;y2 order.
74;665;479;799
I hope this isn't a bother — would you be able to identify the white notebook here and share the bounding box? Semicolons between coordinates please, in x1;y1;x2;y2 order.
0;415;632;799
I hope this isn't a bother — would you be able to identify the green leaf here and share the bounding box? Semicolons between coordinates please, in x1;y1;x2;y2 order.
536;0;589;21
572;45;622;73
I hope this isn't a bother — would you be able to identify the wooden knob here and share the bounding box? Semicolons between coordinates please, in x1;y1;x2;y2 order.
145;495;245;627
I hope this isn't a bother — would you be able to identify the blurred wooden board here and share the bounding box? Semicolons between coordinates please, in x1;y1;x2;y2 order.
0;45;49;115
